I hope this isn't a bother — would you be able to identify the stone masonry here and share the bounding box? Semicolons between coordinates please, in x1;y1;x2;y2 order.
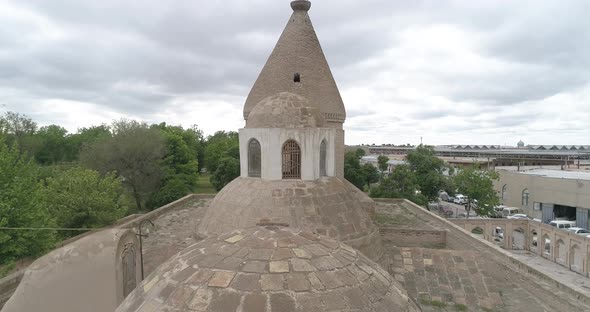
117;227;419;312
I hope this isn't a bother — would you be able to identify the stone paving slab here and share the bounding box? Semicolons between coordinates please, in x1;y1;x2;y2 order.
142;198;210;275
389;247;588;312
509;250;590;298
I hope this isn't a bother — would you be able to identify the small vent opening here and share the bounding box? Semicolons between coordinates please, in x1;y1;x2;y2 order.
294;73;301;83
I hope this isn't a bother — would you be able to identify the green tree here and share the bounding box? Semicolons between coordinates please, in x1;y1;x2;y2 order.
34;125;69;165
377;155;389;175
406;145;447;201
66;125;112;161
210;157;240;191
344;150;365;190
361;163;380;189
147;123;202;208
154;123;200;184
0;143;55;263
204;131;239;173
146;177;193;208
454;167;500;216
39;168;127;237
0;111;38;155
369;164;425;205
187;125;206;172
355;148;366;159
80;120;166;211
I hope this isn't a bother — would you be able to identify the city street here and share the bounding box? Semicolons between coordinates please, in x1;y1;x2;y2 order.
436;200;476;218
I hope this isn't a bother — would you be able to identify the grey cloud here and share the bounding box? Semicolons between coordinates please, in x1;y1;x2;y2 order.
0;0;589;143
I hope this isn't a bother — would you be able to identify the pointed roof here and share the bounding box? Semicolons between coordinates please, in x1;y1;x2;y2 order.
243;0;346;124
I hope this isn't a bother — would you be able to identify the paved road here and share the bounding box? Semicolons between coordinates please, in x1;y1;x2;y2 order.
435;200;472;218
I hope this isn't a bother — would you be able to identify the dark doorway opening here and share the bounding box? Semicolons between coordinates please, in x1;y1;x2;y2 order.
554;204;576;221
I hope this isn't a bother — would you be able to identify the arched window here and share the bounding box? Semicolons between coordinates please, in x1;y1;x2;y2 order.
522;188;529;206
282;139;301;179
320;139;327;176
248;139;261;177
501;184;507;201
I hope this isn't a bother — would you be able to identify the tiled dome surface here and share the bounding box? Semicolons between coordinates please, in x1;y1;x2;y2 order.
197;177;383;261
246;92;325;128
116;227;417;312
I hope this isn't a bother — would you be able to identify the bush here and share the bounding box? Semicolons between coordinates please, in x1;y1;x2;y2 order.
39;167;127;238
210;157;240;191
0;143;56;263
147;177;192;209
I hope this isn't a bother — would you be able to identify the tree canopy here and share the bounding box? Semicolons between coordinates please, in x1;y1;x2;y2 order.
406;145;447;201
39;167;127;238
454;167;500;216
377;155;389;173
80;120;166;211
0;143;55;263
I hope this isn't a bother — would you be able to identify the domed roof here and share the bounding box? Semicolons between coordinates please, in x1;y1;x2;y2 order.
116;227;417;312
246;92;325;128
517;140;525;147
197;177;383;261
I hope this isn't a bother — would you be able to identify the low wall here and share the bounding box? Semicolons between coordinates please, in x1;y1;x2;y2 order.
379;227;446;248
452;218;590;277
374;198;590;306
2;229;141;312
0;193;212;310
0;272;23;311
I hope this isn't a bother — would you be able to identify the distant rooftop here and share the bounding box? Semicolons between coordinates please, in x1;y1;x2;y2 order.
509;168;590;181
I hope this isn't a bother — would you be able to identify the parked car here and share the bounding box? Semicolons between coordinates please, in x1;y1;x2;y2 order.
457;211;478;218
501;207;520;218
447;196;455;203
507;213;530;220
493;205;507;213
549;220;576;229
566;227;590;235
454;194;467;205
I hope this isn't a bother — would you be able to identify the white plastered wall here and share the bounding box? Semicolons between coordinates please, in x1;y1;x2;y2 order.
239;128;336;180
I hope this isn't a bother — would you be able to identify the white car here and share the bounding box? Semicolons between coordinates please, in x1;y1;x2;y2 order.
566;227;590;235
454;195;468;205
507;214;529;220
549;220;576;229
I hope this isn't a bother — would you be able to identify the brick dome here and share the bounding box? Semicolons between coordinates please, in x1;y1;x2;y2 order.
246;92;325;128
116;227;418;312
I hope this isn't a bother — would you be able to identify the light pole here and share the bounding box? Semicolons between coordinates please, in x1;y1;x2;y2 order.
138;219;155;280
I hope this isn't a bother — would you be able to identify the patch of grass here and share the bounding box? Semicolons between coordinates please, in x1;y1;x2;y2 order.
454;303;468;311
419;298;448;308
195;174;217;194
374;212;419;226
471;227;483;234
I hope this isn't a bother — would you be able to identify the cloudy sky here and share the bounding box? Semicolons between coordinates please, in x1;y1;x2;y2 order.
1;0;589;146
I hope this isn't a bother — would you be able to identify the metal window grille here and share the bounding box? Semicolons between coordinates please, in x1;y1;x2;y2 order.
282;139;301;179
248;139;261;177
320;140;327;176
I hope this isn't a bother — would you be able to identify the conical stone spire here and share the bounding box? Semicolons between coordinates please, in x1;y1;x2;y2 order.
243;0;346;125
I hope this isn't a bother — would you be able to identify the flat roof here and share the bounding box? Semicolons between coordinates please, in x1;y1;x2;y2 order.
513;169;590;181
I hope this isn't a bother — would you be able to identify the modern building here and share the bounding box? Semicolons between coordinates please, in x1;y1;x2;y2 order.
495;168;590;228
360;155;406;172
368;145;590;168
